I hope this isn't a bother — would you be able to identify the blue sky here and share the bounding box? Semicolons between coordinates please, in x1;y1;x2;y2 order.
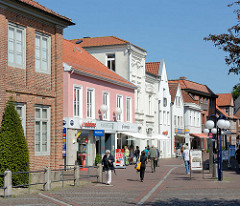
37;0;240;93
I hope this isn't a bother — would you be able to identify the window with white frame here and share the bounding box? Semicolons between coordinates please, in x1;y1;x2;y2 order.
35;106;50;155
35;32;51;74
163;98;167;107
163;111;166;125
102;92;109;120
174;115;176;126
8;23;25;68
126;97;132;122
136;90;140;112
74;86;82;117
116;95;123;121
160;110;163;124
107;54;115;71
148;95;152;115
15;103;26;136
167;112;170;125
87;88;95;119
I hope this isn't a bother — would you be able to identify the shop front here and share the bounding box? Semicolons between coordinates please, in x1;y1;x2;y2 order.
63;117;97;167
95;120;117;158
116;122;139;163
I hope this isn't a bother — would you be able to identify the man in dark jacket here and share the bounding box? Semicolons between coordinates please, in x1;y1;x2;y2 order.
102;150;114;185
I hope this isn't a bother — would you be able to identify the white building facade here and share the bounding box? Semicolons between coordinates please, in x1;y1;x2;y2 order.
146;61;172;158
184;103;202;148
169;83;185;157
72;36;156;152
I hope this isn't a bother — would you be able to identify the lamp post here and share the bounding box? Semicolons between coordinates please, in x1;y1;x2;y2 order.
204;120;215;175
204;117;230;181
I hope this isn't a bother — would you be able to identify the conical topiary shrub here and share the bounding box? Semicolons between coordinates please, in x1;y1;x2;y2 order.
0;99;30;187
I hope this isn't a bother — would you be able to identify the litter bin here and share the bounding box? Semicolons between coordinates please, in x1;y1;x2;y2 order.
213;163;218;178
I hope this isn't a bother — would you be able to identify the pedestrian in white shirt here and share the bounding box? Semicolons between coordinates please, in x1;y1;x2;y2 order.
182;146;190;174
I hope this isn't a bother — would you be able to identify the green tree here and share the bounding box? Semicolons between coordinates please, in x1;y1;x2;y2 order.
232;83;240;100
204;1;240;75
0;100;30;187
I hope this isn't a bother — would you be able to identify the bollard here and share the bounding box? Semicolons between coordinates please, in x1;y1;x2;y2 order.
4;169;12;198
44;167;51;191
97;163;103;183
212;163;218;178
74;165;80;187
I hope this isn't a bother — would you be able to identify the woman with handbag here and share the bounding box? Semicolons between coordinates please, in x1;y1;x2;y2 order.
139;150;148;182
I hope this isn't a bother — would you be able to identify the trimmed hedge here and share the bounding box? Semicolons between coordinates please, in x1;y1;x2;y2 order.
0;100;30;187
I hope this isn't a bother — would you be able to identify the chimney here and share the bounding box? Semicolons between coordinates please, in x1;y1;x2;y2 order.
179;77;187;80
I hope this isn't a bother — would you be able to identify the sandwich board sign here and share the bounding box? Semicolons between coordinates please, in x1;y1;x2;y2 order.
190;150;203;171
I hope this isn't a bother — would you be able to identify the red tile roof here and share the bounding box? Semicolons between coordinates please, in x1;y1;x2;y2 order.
17;0;73;23
63;39;136;89
216;93;233;106
146;62;160;76
69;36;129;47
168;82;178;103
216;105;238;119
169;79;216;96
69;36;146;51
182;90;199;104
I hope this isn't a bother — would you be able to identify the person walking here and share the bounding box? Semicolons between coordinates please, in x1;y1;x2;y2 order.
124;146;130;165
182;146;190;174
102;150;114;185
155;148;160;167
149;146;157;173
235;145;240;170
139;151;148;182
134;146;140;162
144;147;149;158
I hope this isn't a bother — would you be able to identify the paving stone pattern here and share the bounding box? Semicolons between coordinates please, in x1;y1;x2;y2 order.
0;157;239;206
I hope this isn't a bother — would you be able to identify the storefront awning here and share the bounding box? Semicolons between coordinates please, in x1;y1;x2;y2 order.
119;132;151;139
151;135;170;140
190;133;209;138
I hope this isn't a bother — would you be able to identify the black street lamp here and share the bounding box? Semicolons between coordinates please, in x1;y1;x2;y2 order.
204;115;230;181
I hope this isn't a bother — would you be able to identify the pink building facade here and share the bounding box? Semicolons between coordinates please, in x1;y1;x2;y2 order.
62;40;137;166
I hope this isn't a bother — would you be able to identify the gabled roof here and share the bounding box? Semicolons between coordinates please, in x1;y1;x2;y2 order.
69;36;146;52
169;78;216;97
63;39;136;89
16;0;74;24
168;82;178;103
216;93;233;107
146;62;160;76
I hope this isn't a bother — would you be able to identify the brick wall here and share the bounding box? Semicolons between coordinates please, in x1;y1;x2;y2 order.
0;6;64;170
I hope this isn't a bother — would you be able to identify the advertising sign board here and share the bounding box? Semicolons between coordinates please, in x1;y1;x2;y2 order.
190;150;202;171
115;149;124;166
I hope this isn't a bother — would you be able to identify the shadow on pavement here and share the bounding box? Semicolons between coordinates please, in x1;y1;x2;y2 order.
126;179;140;182
139;198;240;206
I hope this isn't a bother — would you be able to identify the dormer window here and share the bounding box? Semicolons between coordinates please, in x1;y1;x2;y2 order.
107;54;115;71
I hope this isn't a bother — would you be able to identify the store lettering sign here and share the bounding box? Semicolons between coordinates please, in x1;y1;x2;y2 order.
83;121;96;128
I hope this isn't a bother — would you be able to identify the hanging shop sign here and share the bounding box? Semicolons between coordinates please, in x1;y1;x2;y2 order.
94;130;104;136
190;150;202;171
115;149;124;166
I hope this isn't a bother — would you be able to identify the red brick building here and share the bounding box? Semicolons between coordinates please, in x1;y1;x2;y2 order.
0;0;74;170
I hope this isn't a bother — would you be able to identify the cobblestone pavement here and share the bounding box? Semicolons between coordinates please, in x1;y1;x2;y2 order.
0;157;239;206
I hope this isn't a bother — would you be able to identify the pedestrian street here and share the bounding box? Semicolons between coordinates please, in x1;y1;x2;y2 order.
0;157;239;206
